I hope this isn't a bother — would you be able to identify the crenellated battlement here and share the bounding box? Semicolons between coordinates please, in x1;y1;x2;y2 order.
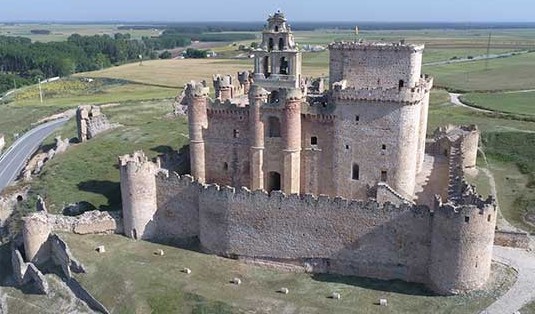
330;76;433;105
329;41;425;52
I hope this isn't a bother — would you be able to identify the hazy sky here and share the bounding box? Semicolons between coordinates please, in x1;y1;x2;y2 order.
0;0;533;22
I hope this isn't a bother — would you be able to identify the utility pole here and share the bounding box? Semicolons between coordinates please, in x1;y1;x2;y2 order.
485;32;492;71
38;78;43;103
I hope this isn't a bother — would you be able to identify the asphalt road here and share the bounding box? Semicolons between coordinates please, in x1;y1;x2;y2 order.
0;117;69;193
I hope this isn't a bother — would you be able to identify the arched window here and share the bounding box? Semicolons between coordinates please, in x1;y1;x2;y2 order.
279;57;288;75
352;164;359;180
278;38;284;50
311;136;318;145
269;90;279;103
274;26;279;32
268;38;274;51
267;116;281;138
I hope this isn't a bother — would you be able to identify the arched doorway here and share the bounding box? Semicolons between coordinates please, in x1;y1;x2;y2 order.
267;172;281;192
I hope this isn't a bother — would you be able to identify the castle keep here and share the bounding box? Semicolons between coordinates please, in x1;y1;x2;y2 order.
119;11;496;295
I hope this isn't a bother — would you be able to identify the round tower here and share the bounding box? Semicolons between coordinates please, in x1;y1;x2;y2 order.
281;88;302;194
460;125;479;168
119;151;159;240
22;213;50;264
429;201;497;295
248;85;269;190
186;82;209;183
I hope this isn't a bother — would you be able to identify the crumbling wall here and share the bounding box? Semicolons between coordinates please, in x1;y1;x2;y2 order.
50;235;85;279
11;248;49;294
76;105;113;142
494;230;530;249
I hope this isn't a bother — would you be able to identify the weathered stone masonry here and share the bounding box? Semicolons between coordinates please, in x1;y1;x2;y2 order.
119;11;495;296
119;151;496;295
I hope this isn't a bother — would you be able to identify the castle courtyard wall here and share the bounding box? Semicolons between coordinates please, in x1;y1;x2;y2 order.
154;173;201;243
198;187;432;283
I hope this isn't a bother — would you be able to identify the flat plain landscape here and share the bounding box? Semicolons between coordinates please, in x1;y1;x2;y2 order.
1;23;534;313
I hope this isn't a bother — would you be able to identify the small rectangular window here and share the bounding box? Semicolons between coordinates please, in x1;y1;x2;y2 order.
465;216;470;223
487;214;491;222
233;129;239;138
355;115;360;122
352;164;359;180
380;170;387;182
311;136;318;145
345;145;350;150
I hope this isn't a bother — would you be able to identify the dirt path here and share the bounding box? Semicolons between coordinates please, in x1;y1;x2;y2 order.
449;93;493;113
483;246;535;314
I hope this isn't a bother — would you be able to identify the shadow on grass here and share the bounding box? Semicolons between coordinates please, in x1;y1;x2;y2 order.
312;273;436;296
77;180;121;211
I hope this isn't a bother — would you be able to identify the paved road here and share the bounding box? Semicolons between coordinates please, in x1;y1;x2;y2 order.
483;246;535;314
0;117;69;193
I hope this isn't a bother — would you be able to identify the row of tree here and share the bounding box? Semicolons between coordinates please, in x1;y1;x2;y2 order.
0;29;256;94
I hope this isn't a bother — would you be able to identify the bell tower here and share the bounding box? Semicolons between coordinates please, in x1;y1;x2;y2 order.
253;11;302;92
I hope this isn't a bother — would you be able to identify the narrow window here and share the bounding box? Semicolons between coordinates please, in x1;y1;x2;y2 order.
268;38;274;51
274;26;279;32
399;80;404;89
263;56;270;77
381;170;388;182
345;144;350;150
223;162;228;171
465;216;470;223
279;57;288;75
382;144;386;150
487;214;491;222
311;136;318;145
355;115;360;122
267;116;281;137
233;129;239;138
278;38;284;50
352;164;360;180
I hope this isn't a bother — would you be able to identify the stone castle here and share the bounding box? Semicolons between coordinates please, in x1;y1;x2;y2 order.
119;11;497;295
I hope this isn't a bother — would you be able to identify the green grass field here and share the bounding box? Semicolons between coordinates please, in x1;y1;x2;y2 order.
0;23;160;42
0;78;177;148
521;300;535;314
424;52;535;92
30;100;187;213
59;232;515;314
462;91;535;116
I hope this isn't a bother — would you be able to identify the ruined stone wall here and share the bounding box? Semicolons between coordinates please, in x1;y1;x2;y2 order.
204;109;251;187
329;42;424;90
199;186;432;284
49;235;85;279
76;105;113;142
22;213;50;264
494;230;530;249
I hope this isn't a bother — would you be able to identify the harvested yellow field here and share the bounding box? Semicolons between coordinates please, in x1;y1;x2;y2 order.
75;57;328;88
